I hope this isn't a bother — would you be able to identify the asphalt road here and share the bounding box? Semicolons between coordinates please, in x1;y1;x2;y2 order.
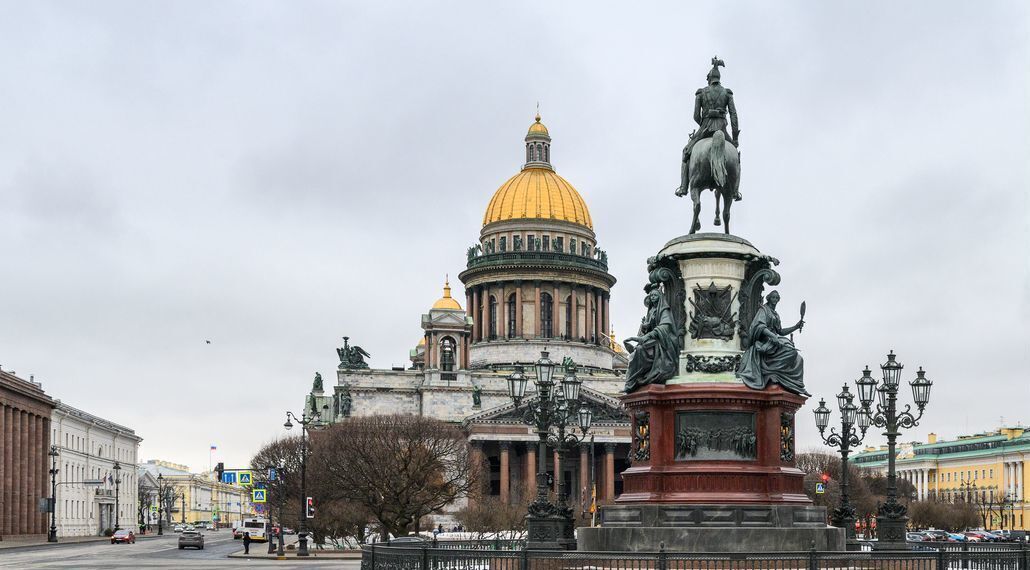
2;532;360;569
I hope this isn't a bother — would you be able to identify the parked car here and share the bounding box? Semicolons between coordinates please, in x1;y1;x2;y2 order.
389;536;426;545
206;524;216;531
111;529;136;544
282;527;295;535
922;529;952;542
948;533;968;542
185;524;195;531
173;525;184;533
963;532;984;542
178;530;205;550
907;533;929;542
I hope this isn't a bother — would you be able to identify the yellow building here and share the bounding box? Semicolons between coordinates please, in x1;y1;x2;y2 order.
853;427;1028;530
141;460;255;527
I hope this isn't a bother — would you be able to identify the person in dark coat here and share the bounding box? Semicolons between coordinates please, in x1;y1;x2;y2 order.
243;532;252;554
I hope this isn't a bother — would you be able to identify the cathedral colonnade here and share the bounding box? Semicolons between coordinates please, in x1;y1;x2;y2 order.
468;439;628;515
0;370;56;540
466;282;609;345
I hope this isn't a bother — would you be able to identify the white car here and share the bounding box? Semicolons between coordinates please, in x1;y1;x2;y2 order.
185;524;195;531
173;525;184;533
206;524;216;531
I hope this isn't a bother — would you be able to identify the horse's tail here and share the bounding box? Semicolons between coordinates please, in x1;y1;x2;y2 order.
709;131;727;187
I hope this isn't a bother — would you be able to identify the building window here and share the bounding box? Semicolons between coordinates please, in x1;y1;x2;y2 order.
440;337;456;371
554;237;563;253
542;235;550;251
990;468;993;478
488;296;498;340
540;293;553;338
507;293;517;338
527;234;536;251
570;238;577;255
499;236;507;252
565;295;572;339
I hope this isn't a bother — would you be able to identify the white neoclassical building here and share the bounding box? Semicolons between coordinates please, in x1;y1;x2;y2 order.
50;401;141;536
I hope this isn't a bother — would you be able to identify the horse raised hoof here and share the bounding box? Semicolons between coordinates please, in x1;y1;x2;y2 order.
675;186;687;197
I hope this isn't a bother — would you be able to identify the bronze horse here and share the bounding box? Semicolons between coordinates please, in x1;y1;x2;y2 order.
676;131;740;234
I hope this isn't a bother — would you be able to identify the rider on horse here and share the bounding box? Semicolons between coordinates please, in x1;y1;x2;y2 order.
677;57;741;201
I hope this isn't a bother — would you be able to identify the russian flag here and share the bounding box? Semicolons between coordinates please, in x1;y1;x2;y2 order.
210;445;217;451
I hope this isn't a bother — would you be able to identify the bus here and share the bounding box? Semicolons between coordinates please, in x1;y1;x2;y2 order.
238;517;268;542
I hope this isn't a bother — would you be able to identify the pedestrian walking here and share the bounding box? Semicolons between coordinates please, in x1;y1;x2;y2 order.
243;532;252;554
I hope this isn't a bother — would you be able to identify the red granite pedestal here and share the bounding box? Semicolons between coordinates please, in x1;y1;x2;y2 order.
577;382;844;552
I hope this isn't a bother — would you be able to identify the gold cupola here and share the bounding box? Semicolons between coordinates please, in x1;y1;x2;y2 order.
431;277;463;311
481;113;593;229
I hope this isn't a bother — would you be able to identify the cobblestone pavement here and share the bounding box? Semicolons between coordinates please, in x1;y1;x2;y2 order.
0;532;359;569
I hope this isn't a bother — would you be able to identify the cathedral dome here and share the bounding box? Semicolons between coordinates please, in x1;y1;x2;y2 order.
482;114;592;229
431;279;463;310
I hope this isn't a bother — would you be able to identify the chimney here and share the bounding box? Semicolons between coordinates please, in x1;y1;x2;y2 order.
928;433;937;444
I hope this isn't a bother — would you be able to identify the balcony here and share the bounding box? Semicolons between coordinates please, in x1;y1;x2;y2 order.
465;251;609;273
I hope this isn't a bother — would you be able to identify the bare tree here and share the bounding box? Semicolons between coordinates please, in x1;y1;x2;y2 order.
312;414;481;541
138;478;155;531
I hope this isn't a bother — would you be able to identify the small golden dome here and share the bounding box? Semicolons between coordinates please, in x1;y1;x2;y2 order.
432;278;463;310
483;167;592;229
417;337;426;346
527;113;549;136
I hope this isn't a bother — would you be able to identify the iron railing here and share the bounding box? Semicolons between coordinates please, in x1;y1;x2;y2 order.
465;251;609;272
362;540;1030;570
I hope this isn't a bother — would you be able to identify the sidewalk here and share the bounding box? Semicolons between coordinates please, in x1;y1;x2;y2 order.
0;532;167;551
227;546;362;560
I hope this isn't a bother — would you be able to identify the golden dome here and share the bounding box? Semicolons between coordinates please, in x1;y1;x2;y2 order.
431;278;463;310
527;113;549;136
417;337;426;346
483;168;592;229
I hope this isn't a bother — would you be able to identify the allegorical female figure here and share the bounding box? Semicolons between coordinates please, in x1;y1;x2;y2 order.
736;290;808;396
623;287;680;393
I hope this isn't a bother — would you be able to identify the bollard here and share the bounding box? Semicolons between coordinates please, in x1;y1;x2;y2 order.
657;541;668;570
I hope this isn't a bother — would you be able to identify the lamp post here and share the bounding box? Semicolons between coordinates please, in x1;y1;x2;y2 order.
284;406;324;557
156;473;165;535
181;491;186;524
505;352;593;550
48;445;59;542
857;351;932;550
814;384;869;550
113;462;122;531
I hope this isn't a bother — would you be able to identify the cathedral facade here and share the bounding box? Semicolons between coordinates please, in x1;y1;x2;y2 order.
305;115;631;522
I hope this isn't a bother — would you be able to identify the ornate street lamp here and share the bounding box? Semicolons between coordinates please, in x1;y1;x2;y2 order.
48;445;59;542
113;462;122;531
860;351;933;550
284;403;326;557
157;473;165;535
814;385;869;550
505;352;593;550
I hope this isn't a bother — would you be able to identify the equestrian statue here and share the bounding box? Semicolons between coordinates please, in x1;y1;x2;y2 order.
675;56;741;235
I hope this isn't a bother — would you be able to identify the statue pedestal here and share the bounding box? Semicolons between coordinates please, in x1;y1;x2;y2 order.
577;233;843;552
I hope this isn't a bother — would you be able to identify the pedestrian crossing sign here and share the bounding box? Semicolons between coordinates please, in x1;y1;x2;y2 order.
252;488;267;503
815;482;826;494
238;471;253;486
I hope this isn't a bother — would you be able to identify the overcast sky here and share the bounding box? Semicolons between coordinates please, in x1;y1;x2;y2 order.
1;1;1027;472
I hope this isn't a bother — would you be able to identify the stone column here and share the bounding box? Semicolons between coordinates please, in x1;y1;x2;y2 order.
552;283;560;338
534;282;541;339
515;281;523;338
594;289;602;345
604;443;616;501
31;414;39;534
572;285;579;340
472;287;481;342
585;287;593;343
467;441;484;510
1018;461;1024;502
499;443;510;505
603;293;610;342
1;405;8;536
524;442;536;498
579;444;590;514
553;449;560;494
19;410;28;534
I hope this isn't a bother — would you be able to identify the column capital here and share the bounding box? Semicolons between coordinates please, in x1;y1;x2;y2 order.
499;441;511;451
604;442;617;453
524;441;536;453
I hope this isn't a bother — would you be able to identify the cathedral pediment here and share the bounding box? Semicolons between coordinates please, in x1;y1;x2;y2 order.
463;386;628;427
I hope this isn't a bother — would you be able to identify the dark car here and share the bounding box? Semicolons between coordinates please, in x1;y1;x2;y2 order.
178;530;205;550
389;536;426;545
111;529;136;544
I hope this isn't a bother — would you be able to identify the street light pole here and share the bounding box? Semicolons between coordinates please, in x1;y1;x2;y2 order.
181;492;186;525
113;462;122;531
857;352;933;550
48;445;59;542
506;352;593;550
814;385;869;550
284;406;325;557
157;473;165;535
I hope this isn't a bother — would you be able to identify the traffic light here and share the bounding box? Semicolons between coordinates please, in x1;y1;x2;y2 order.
215;462;224;483
306;497;315;519
821;472;831;483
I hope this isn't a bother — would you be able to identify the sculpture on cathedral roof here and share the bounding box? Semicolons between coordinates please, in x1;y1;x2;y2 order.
675;56;742;235
312;372;323;392
337;336;371;370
